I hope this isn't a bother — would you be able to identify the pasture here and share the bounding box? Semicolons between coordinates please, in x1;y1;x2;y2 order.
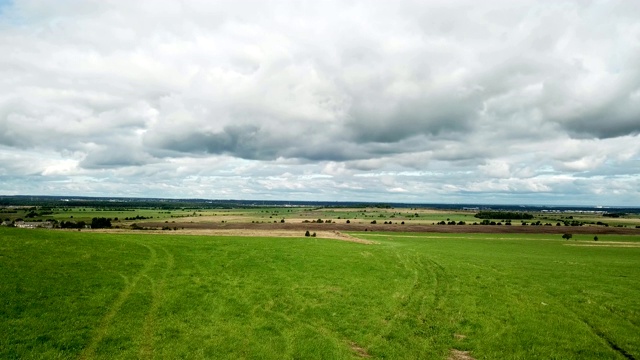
1;228;639;359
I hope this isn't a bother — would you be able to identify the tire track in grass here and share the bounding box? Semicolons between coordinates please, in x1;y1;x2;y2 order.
575;311;637;360
586;324;636;360
139;245;174;360
542;290;638;360
79;242;157;360
394;251;461;358
424;259;475;360
379;251;449;356
424;258;449;308
562;304;637;360
394;252;447;320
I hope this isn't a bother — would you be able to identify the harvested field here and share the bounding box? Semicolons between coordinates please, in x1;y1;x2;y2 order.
141;221;640;235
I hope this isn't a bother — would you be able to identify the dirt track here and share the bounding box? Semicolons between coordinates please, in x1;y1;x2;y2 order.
142;221;640;235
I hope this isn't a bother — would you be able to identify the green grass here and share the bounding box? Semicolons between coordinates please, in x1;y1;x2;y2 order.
1;228;639;359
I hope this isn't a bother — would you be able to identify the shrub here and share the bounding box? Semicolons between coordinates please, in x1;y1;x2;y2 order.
562;233;573;240
305;230;310;237
130;223;143;230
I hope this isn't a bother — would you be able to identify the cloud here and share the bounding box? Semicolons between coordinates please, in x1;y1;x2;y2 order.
0;0;639;204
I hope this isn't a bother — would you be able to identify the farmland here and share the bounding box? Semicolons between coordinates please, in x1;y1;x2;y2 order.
2;203;640;234
1;225;639;359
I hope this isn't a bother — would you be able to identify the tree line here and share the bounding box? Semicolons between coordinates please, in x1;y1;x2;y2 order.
474;211;534;220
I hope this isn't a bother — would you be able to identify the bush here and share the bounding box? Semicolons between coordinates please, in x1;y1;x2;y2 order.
305;230;310;237
562;233;573;240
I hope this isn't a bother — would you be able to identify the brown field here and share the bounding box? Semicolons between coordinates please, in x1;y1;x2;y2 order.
140;220;640;235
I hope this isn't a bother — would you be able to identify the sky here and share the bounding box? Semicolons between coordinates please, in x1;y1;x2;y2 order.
1;0;639;205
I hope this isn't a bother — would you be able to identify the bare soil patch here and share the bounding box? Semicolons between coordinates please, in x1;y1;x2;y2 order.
448;349;475;360
349;341;371;358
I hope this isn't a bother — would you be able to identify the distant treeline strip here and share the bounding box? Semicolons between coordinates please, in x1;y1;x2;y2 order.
474;211;534;220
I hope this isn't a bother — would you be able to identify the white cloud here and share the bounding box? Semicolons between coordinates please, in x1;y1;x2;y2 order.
479;161;511;179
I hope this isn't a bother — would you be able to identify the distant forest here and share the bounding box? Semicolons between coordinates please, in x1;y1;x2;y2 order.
1;195;639;213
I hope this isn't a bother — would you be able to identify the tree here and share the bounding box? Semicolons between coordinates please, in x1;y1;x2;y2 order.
562;233;573;240
91;217;112;229
305;230;310;237
594;236;599;241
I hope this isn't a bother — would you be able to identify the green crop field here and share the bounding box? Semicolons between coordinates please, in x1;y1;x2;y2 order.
1;228;639;359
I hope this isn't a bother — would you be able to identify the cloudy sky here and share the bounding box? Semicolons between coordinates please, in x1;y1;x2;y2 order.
1;0;639;205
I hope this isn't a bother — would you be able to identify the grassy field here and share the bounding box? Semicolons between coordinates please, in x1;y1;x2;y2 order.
1;228;639;359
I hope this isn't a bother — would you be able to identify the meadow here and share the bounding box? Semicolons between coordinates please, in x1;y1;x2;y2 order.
1;227;639;359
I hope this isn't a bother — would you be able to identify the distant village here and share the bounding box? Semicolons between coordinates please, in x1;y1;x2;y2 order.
2;220;60;229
